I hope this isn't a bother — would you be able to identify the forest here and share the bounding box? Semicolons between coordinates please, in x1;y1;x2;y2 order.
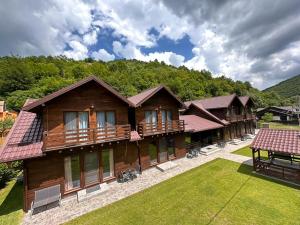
0;56;292;111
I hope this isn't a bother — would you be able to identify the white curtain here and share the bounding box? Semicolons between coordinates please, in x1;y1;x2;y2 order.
64;112;77;142
79;112;88;140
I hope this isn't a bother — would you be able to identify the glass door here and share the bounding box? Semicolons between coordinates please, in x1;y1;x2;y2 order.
159;137;168;162
64;155;81;191
64;112;77;143
149;141;158;165
102;149;114;179
145;110;157;133
78;112;89;141
106;111;116;138
84;152;99;185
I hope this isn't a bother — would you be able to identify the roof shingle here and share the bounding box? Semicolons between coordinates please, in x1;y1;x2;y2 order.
251;129;300;154
180;115;223;133
185;94;239;109
0;99;44;162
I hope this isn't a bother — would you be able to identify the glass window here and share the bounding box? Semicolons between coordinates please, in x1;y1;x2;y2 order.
78;112;89;141
64;155;80;191
167;137;175;157
84;152;99;185
102;149;114;179
159;137;168;162
148;141;158;165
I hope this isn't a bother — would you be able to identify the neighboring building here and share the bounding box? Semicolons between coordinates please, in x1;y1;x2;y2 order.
0;76;186;211
0;101;17;121
185;94;256;141
256;106;300;122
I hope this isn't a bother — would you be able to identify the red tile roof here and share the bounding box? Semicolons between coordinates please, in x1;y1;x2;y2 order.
251;129;300;154
130;131;142;142
0;99;44;162
23;76;134;111
186;94;240;109
180;115;223;133
128;85;185;108
188;102;229;125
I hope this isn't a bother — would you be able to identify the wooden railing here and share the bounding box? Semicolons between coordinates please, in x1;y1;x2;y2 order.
226;114;244;122
43;125;131;150
138;120;184;137
245;113;255;120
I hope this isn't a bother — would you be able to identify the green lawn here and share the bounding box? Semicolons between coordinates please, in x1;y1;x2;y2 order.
233;146;268;159
258;121;300;130
0;180;23;225
66;159;300;225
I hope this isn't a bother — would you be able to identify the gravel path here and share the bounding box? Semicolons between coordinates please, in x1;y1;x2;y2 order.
22;140;253;225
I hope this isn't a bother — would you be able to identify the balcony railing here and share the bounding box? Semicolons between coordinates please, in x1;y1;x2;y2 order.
245;113;256;120
43;125;131;150
138;120;184;137
226;114;244;122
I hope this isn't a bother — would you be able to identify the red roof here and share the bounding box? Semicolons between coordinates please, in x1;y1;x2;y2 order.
186;94;242;109
239;96;249;106
188;102;229;125
180;115;223;133
0;99;44;162
23;76;134;111
128;85;185;108
251;129;300;154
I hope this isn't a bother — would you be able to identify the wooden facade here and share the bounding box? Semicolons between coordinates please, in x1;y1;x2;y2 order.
21;79;187;211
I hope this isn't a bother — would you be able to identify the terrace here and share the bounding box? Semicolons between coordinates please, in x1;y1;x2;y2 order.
137;120;184;137
43;124;131;151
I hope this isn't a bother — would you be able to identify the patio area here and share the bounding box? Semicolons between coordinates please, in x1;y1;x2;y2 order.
22;139;254;225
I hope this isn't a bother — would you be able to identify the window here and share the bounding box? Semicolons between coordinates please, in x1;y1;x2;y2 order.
96;111;116;138
64;155;81;191
64;112;89;142
167;137;175;157
162;110;173;130
84;152;99;185
102;149;114;179
145;110;158;131
148;141;158;165
159;137;168;162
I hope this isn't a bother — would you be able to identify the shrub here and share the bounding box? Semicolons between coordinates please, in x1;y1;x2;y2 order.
0;163;14;188
262;112;273;122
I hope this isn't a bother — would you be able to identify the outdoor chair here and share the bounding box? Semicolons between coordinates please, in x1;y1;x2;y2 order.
31;184;61;215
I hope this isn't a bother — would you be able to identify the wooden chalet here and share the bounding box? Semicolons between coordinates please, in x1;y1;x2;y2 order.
128;85;186;169
185;94;256;141
251;128;300;184
0;76;186;211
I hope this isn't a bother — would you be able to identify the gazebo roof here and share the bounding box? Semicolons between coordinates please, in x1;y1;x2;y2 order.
251;128;300;155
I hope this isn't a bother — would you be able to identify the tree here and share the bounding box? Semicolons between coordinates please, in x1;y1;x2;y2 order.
0;117;14;138
261;112;273;122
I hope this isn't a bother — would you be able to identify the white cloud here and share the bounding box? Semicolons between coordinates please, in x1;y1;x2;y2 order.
63;40;88;60
91;49;115;61
83;28;99;45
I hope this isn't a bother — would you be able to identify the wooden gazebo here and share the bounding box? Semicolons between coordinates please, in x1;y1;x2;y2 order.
251;128;300;184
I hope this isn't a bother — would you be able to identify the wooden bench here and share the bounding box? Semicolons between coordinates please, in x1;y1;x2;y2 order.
31;184;61;215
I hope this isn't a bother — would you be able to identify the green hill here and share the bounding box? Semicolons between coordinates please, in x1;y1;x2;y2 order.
264;74;300;98
0;56;290;110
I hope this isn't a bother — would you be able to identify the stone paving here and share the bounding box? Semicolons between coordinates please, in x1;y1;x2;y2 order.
22;139;253;225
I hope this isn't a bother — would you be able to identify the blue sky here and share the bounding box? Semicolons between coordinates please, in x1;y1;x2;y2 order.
1;0;300;89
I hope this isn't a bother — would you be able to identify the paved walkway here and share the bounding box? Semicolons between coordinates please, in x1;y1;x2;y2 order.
22;140;253;225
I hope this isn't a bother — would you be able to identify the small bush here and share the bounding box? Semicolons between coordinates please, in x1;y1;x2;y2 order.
0;163;15;188
262;112;273;122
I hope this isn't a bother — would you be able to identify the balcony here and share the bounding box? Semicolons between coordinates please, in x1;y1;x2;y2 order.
138;120;185;137
226;114;244;122
245;113;256;120
43;125;131;150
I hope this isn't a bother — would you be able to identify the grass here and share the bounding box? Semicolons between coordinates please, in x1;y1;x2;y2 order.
268;122;300;130
0;179;23;225
258;121;300;130
66;159;300;225
233;146;268;159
